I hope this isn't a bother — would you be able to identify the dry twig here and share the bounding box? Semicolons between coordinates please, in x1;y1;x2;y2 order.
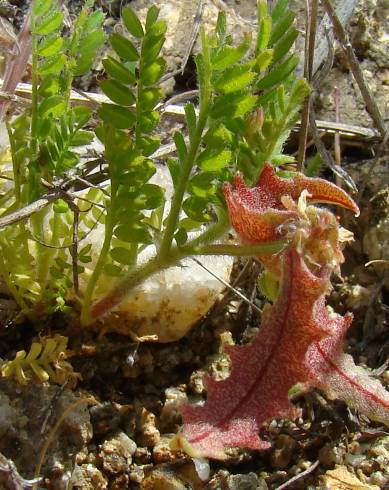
32;398;96;490
191;257;262;314
321;0;387;138
309;105;357;192
0;8;31;122
297;0;318;170
276;460;320;490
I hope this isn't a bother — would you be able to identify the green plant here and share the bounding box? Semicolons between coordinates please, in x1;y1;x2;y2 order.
0;334;75;384
0;0;105;316
0;0;308;324
79;0;309;324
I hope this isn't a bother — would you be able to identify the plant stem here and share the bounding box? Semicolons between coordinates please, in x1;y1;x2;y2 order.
29;11;39;202
6;123;21;206
158;29;211;260
80;193;115;325
190;240;287;256
86;224;286;325
158;111;209;259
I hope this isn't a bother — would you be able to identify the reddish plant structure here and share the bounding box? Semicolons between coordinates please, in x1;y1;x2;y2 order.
178;164;389;460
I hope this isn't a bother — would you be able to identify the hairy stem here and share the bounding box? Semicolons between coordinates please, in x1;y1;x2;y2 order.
191;240;287;256
85;216;286;325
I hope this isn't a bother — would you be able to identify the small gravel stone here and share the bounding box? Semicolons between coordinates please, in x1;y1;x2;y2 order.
207;470;268;490
271;434;299;470
134;446;152;465
110;473;130;490
369;471;389;487
129;464;145;484
188;369;206;395
140;468;187;490
71;463;108;490
152;435;176;463
159;387;187;432
75;448;88;465
359;460;375;476
137;408;160;447
226;472;267;490
319;443;345;468
99;431;137;474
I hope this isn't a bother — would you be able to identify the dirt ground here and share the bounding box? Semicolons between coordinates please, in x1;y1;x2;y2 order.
0;1;388;489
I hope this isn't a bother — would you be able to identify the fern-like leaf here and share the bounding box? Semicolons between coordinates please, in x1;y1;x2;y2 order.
1;335;77;385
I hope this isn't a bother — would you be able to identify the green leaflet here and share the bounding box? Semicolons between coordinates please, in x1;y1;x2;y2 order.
98;104;136;128
256;54;299;90
212;34;251;71
35;11;64;35
269;10;295;46
122;6;144;38
100;80;136;106
197;149;232;172
111;33;139;61
102;57;136;84
214;64;256;94
183;196;211;222
33;0;53;16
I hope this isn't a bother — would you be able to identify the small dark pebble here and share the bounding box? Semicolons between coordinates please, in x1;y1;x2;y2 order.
89;402;121;437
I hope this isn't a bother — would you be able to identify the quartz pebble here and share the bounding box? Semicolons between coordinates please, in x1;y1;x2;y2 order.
81;166;234;342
